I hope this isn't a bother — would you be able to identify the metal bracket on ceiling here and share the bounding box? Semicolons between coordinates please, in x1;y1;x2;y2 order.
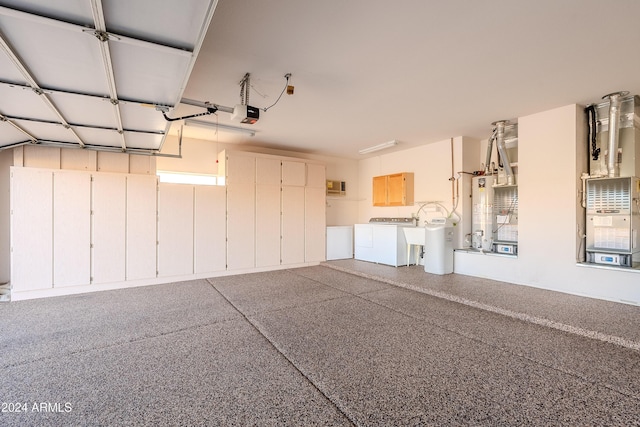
93;30;109;42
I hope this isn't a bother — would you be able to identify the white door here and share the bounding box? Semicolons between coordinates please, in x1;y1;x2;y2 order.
158;183;194;277
226;154;255;271
126;174;157;280
91;173;126;284
10;167;53;291
256;157;281;267
227;181;255;270
282;160;306;186
306;163;326;188
256;184;281;267
194;185;226;274
53;171;91;287
305;186;326;262
281;186;305;264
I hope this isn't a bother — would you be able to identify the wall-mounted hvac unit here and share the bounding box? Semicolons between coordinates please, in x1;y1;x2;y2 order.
326;180;346;196
586;176;640;267
492;185;518;255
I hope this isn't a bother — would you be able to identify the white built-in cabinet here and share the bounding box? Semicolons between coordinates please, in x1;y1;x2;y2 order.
10;168;159;293
219;150;326;271
9;150;325;298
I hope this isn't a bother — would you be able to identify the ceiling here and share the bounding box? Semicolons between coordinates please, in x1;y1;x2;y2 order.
2;1;640;160
176;0;640;159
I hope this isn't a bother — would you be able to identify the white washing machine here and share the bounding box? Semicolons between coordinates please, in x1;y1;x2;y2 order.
354;218;415;266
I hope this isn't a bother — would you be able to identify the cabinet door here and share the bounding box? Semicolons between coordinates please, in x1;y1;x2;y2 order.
256;157;281;185
194;185;226;274
387;172;414;206
372;175;387;206
92;174;126;284
256;184;281;267
126;174;157;280
282;161;306;186
281;186;305;264
158;183;194;277
53;171;91;287
10;168;53;291
227;153;255;185
387;173;405;206
306;163;326;188
305;187;326;262
227;181;255;270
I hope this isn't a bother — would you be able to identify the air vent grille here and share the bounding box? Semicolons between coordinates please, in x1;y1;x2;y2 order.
586;178;631;213
493;186;518;214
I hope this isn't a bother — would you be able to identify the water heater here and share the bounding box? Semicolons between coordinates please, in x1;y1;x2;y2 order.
471;175;494;250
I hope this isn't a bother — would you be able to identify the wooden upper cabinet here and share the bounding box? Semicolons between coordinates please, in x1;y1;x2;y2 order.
372;175;388;206
372;172;414;206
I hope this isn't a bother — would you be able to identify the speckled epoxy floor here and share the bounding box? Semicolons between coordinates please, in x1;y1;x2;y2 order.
1;265;639;426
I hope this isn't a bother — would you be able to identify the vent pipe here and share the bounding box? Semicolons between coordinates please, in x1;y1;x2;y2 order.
603;91;628;178
484;128;497;175
493;120;514;185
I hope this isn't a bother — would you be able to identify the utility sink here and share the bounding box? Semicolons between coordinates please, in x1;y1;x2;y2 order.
402;227;426;246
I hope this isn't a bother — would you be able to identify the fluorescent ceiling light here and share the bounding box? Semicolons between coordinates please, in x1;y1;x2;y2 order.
358;140;398;155
184;118;255;136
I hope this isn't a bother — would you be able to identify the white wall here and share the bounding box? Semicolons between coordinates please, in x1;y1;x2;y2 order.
0;149;12;283
357;136;480;247
324;156;359;226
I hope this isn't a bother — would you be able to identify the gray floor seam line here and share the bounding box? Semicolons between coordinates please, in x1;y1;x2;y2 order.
352;291;640;402
1;317;241;371
323;263;640;352
242;294;356;318
205;278;358;427
291;270;640;401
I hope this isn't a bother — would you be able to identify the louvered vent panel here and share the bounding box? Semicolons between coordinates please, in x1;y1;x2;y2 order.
493;186;518;214
586;178;631;213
